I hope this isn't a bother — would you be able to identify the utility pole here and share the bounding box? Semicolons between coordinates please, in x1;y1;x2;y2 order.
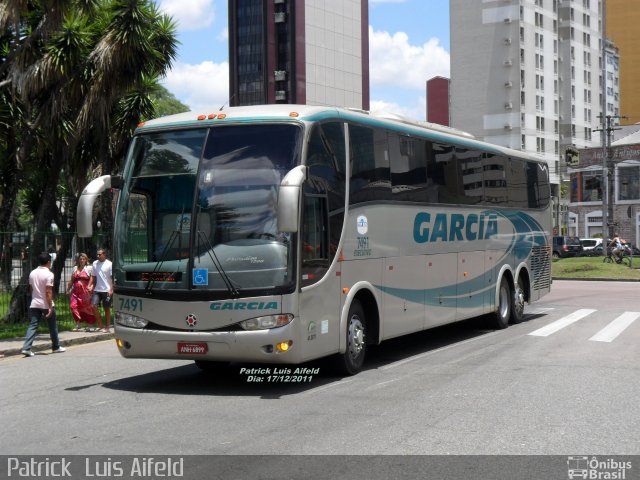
594;114;627;239
599;0;608;241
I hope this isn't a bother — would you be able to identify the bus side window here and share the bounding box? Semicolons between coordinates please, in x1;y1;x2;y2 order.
302;195;328;261
301;195;329;287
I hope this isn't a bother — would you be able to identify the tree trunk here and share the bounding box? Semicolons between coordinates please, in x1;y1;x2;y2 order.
3;261;30;323
3;154;63;323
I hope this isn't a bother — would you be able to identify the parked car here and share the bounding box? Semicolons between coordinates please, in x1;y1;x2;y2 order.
580;238;603;256
552;236;583;259
580;238;602;251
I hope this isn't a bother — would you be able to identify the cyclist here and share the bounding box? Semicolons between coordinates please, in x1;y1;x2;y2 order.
609;233;625;262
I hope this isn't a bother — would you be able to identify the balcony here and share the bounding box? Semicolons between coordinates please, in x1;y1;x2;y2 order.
274;70;287;81
275;90;287;101
274;12;286;23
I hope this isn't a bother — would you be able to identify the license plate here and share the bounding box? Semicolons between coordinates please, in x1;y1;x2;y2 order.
177;342;208;355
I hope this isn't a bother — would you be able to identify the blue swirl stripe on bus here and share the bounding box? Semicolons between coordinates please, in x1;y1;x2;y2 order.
375;211;548;307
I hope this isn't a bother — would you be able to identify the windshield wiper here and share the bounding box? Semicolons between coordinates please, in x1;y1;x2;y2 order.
195;229;240;297
144;208;186;294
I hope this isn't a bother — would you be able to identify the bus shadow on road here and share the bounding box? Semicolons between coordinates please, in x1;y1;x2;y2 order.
98;314;537;398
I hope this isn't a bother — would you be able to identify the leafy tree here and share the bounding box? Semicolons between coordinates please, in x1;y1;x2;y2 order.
0;0;178;321
152;84;189;118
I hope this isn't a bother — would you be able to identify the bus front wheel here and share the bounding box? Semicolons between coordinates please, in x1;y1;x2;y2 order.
334;299;366;376
492;277;511;329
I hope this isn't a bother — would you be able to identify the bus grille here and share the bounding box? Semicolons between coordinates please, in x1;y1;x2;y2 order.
530;246;551;290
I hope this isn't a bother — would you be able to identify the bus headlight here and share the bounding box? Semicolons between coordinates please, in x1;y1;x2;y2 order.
239;314;294;331
115;312;149;329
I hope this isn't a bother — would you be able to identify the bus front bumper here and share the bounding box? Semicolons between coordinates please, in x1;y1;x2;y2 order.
114;323;303;364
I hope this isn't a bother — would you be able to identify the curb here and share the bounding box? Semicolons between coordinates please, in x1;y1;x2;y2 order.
552;277;640;282
0;331;114;358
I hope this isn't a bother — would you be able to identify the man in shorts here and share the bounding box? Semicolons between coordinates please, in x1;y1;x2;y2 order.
89;248;113;332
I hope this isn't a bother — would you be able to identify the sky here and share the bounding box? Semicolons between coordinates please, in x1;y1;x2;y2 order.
157;0;450;121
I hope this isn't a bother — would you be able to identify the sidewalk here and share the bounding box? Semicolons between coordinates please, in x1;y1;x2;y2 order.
0;328;114;358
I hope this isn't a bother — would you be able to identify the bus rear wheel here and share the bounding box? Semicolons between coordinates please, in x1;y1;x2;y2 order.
491;277;511;329
510;276;526;324
334;299;366;376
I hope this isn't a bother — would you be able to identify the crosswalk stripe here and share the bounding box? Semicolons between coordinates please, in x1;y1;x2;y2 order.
589;312;640;343
528;308;596;337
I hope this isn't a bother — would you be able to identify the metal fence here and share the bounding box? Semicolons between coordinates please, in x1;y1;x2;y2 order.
0;231;107;325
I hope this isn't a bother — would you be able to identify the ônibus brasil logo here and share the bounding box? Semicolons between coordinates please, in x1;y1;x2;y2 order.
567;456;632;480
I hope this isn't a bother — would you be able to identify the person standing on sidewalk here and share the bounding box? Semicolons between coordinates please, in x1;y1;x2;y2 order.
21;252;66;356
89;248;113;333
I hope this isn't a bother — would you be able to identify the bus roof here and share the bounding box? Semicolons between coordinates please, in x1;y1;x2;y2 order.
136;104;541;163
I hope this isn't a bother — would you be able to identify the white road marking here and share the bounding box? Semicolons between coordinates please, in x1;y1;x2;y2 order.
589;312;640;343
528;309;596;337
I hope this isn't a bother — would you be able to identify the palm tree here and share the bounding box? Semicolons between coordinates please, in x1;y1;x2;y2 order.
0;0;178;322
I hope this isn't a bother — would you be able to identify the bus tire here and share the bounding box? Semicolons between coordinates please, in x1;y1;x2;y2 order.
510;276;526;324
492;277;511;329
334;299;366;376
194;360;229;373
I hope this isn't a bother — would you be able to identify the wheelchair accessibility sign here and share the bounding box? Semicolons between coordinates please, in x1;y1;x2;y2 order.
192;268;209;286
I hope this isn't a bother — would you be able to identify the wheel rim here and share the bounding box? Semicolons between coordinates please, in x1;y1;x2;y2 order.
499;283;510;319
347;315;365;360
513;285;525;318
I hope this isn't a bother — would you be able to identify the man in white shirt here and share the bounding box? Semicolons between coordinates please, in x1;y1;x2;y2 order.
21;252;66;356
89;248;113;332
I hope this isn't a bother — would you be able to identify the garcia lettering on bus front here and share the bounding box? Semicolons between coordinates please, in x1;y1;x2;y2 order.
210;302;278;311
413;212;498;243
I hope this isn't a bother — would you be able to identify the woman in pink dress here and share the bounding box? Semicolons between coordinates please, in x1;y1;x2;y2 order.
66;253;96;330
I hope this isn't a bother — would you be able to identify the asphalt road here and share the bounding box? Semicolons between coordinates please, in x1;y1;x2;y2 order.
2;280;639;459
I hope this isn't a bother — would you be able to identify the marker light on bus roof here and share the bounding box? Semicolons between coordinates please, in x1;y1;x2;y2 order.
289;112;299;117
197;115;206;120
137;122;145;127
217;114;226;119
208;114;216;119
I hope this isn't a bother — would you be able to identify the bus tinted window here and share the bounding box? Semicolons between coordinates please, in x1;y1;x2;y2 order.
349;124;391;204
509;158;529;208
427;142;462;204
527;161;551;208
303;122;346;286
390;134;429;202
457;147;484;205
482;153;508;205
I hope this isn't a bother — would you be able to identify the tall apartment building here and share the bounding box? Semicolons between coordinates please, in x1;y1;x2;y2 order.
603;40;620;124
607;0;640;125
450;0;603;231
228;0;369;109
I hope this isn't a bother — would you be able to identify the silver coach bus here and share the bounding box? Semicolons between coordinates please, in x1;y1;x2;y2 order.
77;105;552;375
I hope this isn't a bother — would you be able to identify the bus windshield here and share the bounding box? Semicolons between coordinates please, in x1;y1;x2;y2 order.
114;123;302;295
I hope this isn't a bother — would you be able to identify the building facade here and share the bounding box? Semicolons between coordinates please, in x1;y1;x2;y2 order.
426;76;450;126
449;0;603;233
606;0;640;125
569;126;640;244
228;0;369;109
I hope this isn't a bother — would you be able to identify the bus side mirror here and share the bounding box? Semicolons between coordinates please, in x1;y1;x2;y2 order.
77;175;120;238
277;166;307;233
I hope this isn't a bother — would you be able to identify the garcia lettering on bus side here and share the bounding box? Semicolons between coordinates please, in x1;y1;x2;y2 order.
413;212;498;244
